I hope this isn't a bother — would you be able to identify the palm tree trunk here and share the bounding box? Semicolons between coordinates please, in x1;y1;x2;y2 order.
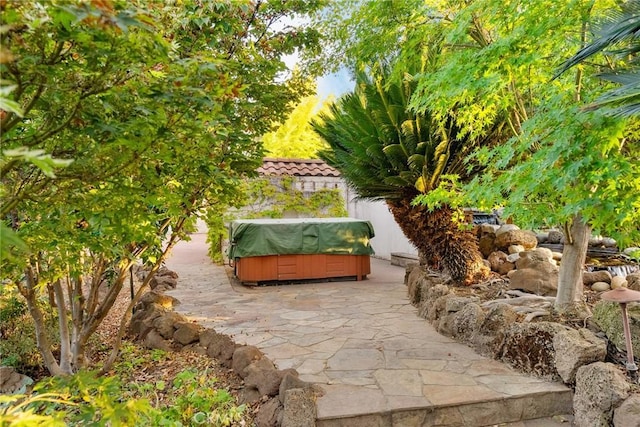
387;196;489;285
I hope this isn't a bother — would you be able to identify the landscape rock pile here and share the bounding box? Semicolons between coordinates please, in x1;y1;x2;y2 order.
129;267;319;427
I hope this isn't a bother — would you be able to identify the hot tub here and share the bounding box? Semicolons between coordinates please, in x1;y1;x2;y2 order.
228;218;375;284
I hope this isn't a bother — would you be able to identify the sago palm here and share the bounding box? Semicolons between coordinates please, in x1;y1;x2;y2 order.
313;67;490;285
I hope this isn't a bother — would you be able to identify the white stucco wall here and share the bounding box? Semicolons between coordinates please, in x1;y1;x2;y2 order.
347;197;418;260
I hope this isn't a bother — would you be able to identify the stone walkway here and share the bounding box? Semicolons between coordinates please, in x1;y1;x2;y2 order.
165;232;572;426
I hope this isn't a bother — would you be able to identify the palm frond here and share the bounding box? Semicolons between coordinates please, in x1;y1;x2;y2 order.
555;0;640;77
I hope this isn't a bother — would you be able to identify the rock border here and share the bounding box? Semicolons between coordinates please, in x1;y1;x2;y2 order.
129;267;320;427
405;264;639;427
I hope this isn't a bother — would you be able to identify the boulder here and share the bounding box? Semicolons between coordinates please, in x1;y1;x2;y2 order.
173;321;201;345
143;329;172;352
199;328;220;348
536;232;548;244
614;394;640;427
487;251;508;272
179;343;207;355
478;235;497;258
573;362;630;427
515;248;554;267
202;330;237;367
547;230;564;244
494;230;538;251
593;301;640;355
150;274;178;291
610;276;627;289
495;224;520;236
451;303;485;342
244;358;281;396
232;345;264;377
255;397;283;427
139;291;180;309
152;311;187;339
474;303;519;355
591;282;611;292
589;236;604;247
437;312;456;337
487;250;516;275
445;296;480;313
278;371;308;405
480;223;500;235
553;328;607;384
508;262;558;296
497;321;568;378
418;284;450;321
602;237;617;248
407;269;441;306
0;366;33;394
425;293;455;323
156;266;179;279
239;387;262;405
281;388;317;427
627;273;640;291
583;270;613;286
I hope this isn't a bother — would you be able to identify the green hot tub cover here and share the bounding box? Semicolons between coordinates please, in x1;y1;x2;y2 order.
229;218;375;259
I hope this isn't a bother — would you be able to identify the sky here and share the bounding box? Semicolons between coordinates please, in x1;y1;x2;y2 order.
316;69;354;100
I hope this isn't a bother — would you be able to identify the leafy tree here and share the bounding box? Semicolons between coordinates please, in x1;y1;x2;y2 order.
0;0;322;375
406;0;639;313
262;93;332;159
313;66;491;285
313;0;640;313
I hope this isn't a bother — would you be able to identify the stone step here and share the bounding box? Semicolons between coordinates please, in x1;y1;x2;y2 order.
316;389;573;427
497;414;573;426
390;252;419;267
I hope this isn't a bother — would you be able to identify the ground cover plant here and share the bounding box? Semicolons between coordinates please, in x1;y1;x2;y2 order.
1;340;252;426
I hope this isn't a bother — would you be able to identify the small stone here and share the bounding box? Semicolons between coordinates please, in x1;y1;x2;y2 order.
602;237;617;248
610;276;627;289
506;253;520;263
583;270;612;286
536;232;548;244
551;251;562;261
508;244;525;254
588;236;604;247
591;282;611;292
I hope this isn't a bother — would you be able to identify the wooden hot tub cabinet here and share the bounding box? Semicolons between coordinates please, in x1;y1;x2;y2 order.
235;253;370;283
229;218;375;284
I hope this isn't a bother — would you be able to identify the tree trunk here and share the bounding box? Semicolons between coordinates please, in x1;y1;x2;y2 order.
387;195;490;285
555;214;590;314
53;279;73;374
19;266;64;376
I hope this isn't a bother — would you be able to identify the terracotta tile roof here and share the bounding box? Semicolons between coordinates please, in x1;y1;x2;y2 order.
258;157;341;177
